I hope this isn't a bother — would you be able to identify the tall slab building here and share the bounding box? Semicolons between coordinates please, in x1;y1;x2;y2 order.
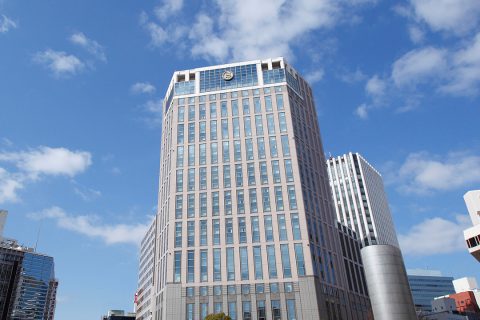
148;58;370;320
326;153;399;248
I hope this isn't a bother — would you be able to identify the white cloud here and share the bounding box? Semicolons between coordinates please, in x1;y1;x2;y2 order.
29;206;150;246
392;151;480;194
141;99;164;127
337;68;367;84
131;82;156;94
392;47;448;87
154;0;183;21
304;69;325;84
409;0;480;35
140;12;169;47
34;49;85;77
354;103;369;119
365;74;386;99
0;146;92;203
399;215;470;255
70;32;106;62
0;14;16;33
408;25;424;43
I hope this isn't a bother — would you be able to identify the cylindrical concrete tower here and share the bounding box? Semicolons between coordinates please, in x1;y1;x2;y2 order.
361;244;417;320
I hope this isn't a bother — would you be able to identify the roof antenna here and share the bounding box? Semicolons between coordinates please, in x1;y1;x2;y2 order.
34;220;42;252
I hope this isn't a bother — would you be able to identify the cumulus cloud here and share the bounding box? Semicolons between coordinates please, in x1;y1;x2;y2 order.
399;215;470;255
29;206;150;246
389;151;480;194
304;69;325;84
0;14;17;33
154;0;184;21
33;49;84;77
141;98;164;127
354;103;370;119
70;32;106;61
131;82;156;94
0;146;92;204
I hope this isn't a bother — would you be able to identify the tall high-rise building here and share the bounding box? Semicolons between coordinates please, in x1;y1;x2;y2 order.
326;152;399;248
407;269;455;312
464;190;480;262
148;57;370;320
0;238;58;320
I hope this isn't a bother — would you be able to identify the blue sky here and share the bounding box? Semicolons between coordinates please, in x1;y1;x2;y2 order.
1;0;480;319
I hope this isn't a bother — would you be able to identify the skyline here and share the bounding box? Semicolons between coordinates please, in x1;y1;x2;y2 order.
1;0;480;319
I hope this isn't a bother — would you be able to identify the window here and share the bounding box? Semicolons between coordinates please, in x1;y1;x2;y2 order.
269;136;278;157
247;163;256;185
249;189;258;213
277;214;287;241
176;170;183;192
281;135;290;156
285;159;294;182
174;251;181;282
235;164;243;187
228;302;237;320
199;143;206;165
284;282;293;293
214;303;222;314
233;118;240;138
272;160;281;183
238;217;247;243
188;123;195;143
234;140;242;161
200;303;208;319
281;244;292;278
227;247;235;281
267;245;278;279
221;119;229;139
253;246;263;280
295;243;306;276
276;94;284;110
177;124;184;144
264;215;273;241
270;283;279;294
200;286;208;296
187;221;195;247
213;248;221;281
222;141;230;162
257;300;266;320
214;286;222;296
254;97;261;113
210;120;218;140
242;98;250;115
291;213;301;240
237;190;245;214
244;116;252;136
242;301;252;320
213;219;220;245
210;102;217;118
257;137;266;159
211;166;219;189
251;216;260;242
228;285;236;295
199;167;207;190
177;146;184;167
199;104;206;119
198;121;206;142
200;193;207;217
259;162;268;185
278;112;287;132
188;168;195;191
200;220;207;245
211;142;218;164
223;165;231;188
224;191;232;215
241;284;250;295
240;247;249;280
188;105;195;121
175;195;183;219
187;194;195;218
175;222;182;247
288;186;297;209
232;99;239;116
212;192;220;216
271;300;281;320
221;101;228;117
186;303;194;320
226;218;234;244
187;250;194;282
255;115;264;135
178;106;185;122
246;139;254;160
286;300;297;320
265;96;273;112
267;114;276;134
275;186;284;211
262;187;271;212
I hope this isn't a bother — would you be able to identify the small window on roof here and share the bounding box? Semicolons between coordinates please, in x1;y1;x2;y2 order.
189;73;196;80
177;74;186;82
261;63;268;71
272;61;281;69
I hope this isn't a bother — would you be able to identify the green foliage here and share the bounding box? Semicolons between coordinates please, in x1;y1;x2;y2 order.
205;312;232;320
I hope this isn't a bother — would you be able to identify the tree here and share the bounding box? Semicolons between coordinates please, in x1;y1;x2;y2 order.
205;312;232;320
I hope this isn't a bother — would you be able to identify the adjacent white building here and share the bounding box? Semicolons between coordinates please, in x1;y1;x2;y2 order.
463;190;480;262
326;152;399;248
141;58;370;320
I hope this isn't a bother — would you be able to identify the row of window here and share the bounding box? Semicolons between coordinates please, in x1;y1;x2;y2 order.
178;86;283;105
187;298;297;320
175;213;302;248
178;117;287;145
186;281;294;297
175;186;298;218
177;140;291;173
174;243;306;283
